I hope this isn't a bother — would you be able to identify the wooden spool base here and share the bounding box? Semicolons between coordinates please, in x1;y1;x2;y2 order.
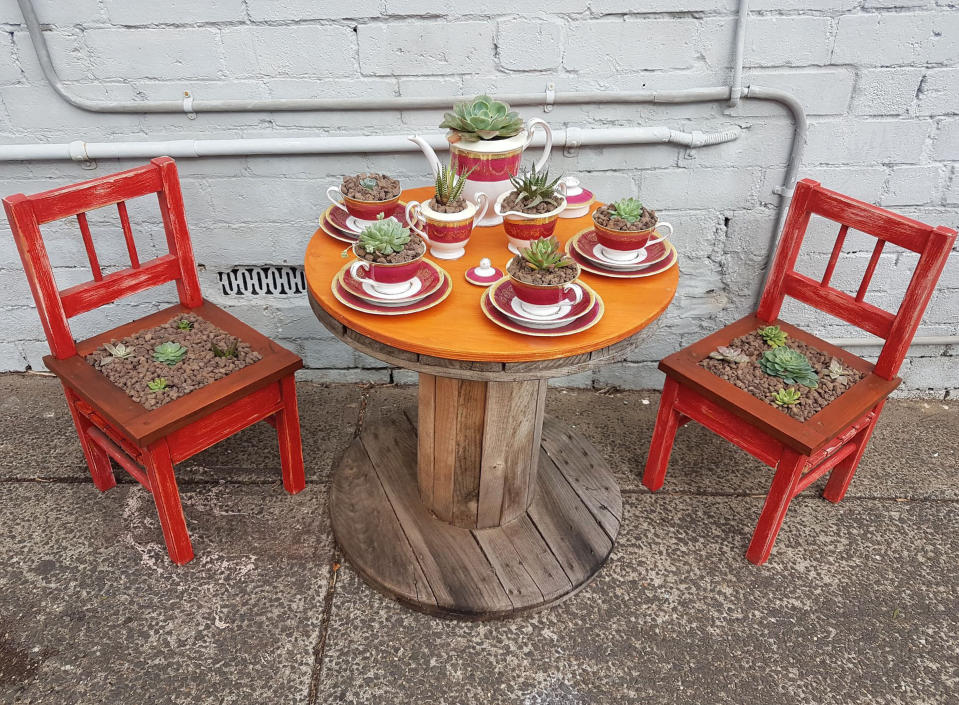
331;412;623;620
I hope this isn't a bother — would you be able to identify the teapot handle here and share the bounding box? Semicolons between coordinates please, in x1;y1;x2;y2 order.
525;118;553;172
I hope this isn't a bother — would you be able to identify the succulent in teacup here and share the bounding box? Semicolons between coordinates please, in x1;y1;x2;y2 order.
359;176;378;192
358;214;412;255
759;347;819;388
508;164;563;211
772;387;802;407
147;377;169;392
708;346;750;364
176;319;193;330
520;236;575;271
434;161;474;206
440;94;524;142
759;325;788;348
826;358;850;382
153;341;187;366
609;198;645;224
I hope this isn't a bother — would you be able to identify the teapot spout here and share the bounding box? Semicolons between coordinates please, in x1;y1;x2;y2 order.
409;135;442;177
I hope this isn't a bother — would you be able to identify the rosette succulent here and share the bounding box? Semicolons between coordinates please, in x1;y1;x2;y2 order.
147;377;169;391
440;95;524;142
708;346;750;364
508;164;562;210
609;198;644;224
176;319;193;330
759;347;819;388
759;325;788;348
153;341;187;366
826;358;850;382
358;215;411;256
772;388;802;406
520;236;574;271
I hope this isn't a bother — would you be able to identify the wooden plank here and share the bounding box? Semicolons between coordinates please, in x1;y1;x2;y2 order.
116;200;140;268
783;272;894;339
451;379;487;527
527;449;613;582
820;224;847;286
360;416;511;614
416;373;435;507
332;438;436;605
855;238;885;302
75;212;103;281
472;527;543;607
28;165;163;224
153;157;203;308
430;376;459;522
60;255;180;318
540;416;623;541
525;379;548;515
500;515;573;601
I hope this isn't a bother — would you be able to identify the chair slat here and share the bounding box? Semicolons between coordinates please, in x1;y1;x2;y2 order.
783;271;894;339
60;254;180;318
855;239;885;302
76;212;103;281
116;201;140;269
820;224;848;286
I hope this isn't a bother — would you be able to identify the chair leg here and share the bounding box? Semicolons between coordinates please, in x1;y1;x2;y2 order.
275;375;306;495
823;401;885;504
746;448;807;565
144;439;193;565
62;386;116;491
642;377;683;492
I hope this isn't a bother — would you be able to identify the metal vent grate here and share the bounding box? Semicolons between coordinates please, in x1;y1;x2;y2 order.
218;265;306;296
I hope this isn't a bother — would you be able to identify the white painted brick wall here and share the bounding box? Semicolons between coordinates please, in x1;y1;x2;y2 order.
0;0;956;397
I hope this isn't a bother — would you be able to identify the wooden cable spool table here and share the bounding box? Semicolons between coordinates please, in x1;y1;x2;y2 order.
305;186;678;619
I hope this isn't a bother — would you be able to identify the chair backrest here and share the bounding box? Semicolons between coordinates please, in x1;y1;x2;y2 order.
3;156;202;360
757;178;955;380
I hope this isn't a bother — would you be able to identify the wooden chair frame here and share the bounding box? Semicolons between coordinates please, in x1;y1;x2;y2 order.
643;178;956;564
3;157;306;565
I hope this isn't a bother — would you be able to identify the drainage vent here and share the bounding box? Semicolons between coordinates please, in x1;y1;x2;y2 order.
218;266;306;296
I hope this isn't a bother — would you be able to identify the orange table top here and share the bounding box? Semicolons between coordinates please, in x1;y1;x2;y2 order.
304;186;678;363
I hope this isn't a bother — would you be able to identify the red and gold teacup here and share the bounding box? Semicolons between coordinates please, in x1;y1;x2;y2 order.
349;243;424;297
507;259;583;318
592;214;673;263
494;190;568;254
328;185;401;230
404;194;489;260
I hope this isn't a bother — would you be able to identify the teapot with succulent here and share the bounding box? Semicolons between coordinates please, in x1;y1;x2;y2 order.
409;95;553;227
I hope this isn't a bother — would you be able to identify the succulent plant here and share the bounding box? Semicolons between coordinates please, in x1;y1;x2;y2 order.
100;341;135;366
772;387;802;406
520;236;575;271
359;176;378;192
759;347;819;388
358;214;411;256
211;339;239;359
826;358;850;382
508;164;562;210
609;198;645;224
153;341;187;366
759;325;788;348
708;346;750;364
433;161;474;206
439;95;524;142
147;377;169;392
176;319;193;330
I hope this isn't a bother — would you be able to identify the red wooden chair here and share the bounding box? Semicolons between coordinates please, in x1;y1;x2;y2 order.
3;157;306;565
643;178;955;564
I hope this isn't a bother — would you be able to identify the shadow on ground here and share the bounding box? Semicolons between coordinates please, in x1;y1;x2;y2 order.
0;375;956;704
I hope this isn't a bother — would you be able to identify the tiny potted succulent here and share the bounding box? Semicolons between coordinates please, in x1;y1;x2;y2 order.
758;347;819;388
506;236;583;314
327;172;401;224
592;197;673;261
494;165;568;254
404;160;489;260
349;215;426;296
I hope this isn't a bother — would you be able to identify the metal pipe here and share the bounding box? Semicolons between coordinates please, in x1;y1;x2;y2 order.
728;0;749;107
0;125;742;162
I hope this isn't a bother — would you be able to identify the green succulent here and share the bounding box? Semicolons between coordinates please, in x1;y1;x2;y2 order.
708;346;750;364
358;214;412;255
211;339;239;359
147;377;169;392
759;325;788;348
439;95;524;142
508;164;562;210
104;342;134;359
609;198;645;224
772;388;802;406
433;161;474;206
520;236;575;271
153;341;187;366
176;319;193;330
827;358;850;382
360;176;378;191
759;347;819;388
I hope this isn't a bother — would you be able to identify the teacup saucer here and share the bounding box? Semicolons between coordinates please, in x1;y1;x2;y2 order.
363;277;422;300
566;234;679;279
572;229;670;270
482;283;604;337
510;298;572;321
489;278;595;328
332;268;452;315
336;259;444;306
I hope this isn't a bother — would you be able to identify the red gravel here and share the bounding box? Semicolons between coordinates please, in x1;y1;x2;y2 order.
699;329;863;422
85;313;261;410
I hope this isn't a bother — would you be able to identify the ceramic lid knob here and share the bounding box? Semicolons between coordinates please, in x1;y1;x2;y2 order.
465;258;505;287
560;175;583;197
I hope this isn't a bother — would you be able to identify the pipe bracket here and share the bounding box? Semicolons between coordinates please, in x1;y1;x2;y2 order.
544;82;555;113
183;92;196;120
